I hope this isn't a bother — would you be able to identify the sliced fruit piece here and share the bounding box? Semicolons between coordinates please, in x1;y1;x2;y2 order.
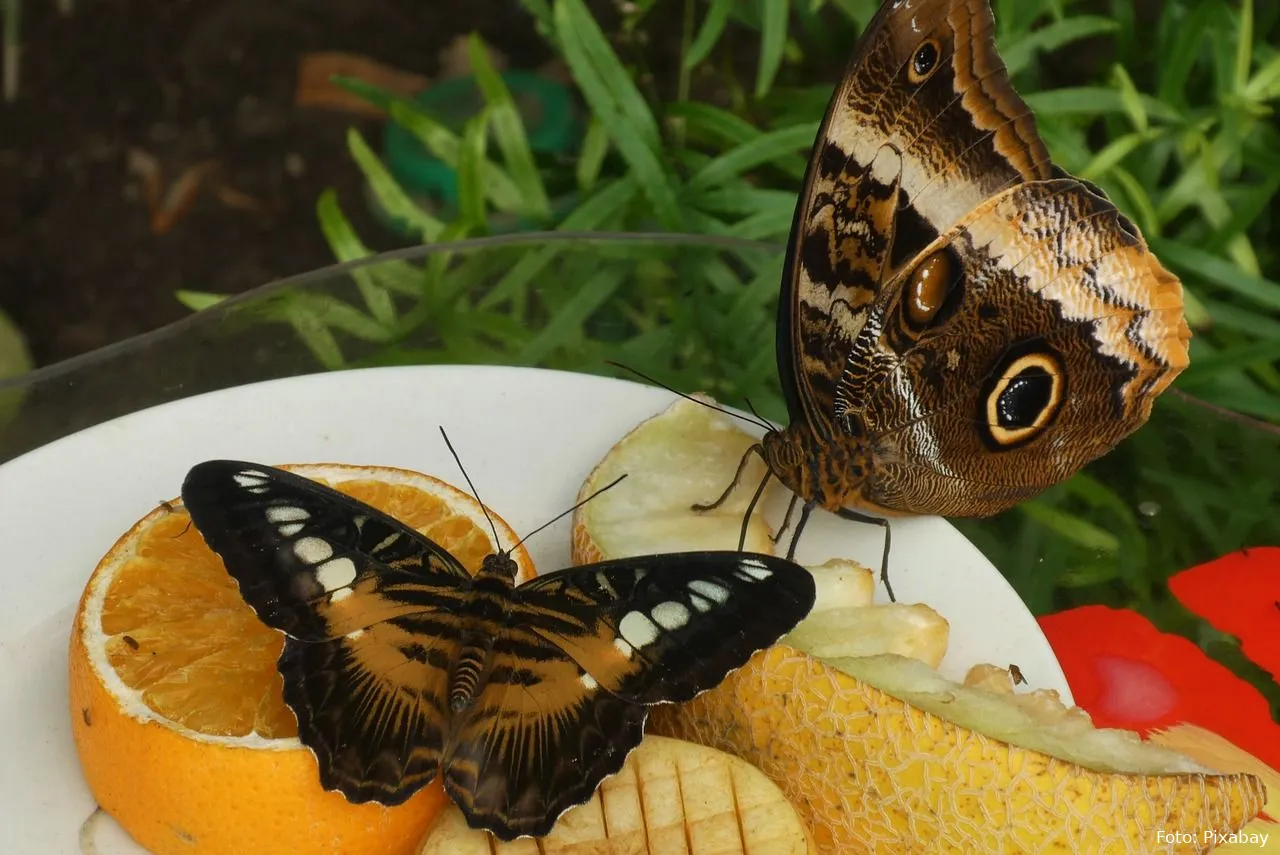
572;394;777;564
785;603;949;669
416;735;815;855
650;648;1267;853
69;463;535;855
574;396;1269;853
805;557;875;611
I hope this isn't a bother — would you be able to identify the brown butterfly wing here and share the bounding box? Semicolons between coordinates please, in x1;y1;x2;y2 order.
440;625;649;842
780;0;1054;429
278;611;459;803
837;179;1191;516
441;552;816;841
181;460;475;804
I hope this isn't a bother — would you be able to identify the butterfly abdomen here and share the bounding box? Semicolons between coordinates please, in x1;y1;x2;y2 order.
448;573;516;712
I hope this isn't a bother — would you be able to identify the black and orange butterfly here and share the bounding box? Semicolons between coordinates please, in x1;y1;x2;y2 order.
180;457;815;841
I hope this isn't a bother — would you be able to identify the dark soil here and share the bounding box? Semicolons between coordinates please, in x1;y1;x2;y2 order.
0;0;552;368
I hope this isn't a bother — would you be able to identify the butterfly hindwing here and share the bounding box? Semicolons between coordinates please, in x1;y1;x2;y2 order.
181;460;472;640
441;625;649;841
278;613;459;805
836;179;1190;516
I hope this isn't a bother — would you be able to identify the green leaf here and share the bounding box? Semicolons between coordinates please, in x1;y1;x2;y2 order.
517;266;627;364
1018;501;1121;553
687;123;818;192
1156;2;1219;105
1151;238;1280;313
756;0;790;98
275;301;347;370
684;0;733;69
1001;16;1119;78
386;101;524;214
478;177;639;310
285;294;393;343
456;107;491;229
1234;0;1253;94
1103;167;1161;239
345;127;444;243
1110;64;1148;132
668;101;809;179
1182;338;1280;382
174;290;229;312
314;190;412;323
1024;88;1181;123
1244;53;1280;101
576;117;610;192
553;0;682;228
468;33;551;220
1079;129;1163;181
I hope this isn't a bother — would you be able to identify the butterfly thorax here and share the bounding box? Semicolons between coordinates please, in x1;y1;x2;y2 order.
763;423;872;513
449;556;518;712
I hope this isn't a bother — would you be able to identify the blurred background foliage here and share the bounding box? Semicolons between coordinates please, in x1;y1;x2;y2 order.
166;0;1277;704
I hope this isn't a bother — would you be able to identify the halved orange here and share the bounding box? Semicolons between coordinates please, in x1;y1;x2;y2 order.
68;463;535;855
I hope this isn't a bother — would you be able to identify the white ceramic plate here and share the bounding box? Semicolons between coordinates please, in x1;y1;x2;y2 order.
0;364;1071;853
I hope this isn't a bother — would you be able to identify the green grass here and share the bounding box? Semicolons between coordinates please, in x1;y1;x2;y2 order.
183;0;1280;711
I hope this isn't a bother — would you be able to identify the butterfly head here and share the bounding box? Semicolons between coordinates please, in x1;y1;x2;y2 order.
478;550;520;583
763;423;873;513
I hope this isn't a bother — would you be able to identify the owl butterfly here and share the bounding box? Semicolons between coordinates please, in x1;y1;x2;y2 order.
180;456;815;841
697;0;1192;598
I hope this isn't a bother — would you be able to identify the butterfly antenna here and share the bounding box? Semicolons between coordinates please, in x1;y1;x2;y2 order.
438;426;505;551
510;473;628;553
742;396;770;426
605;360;775;433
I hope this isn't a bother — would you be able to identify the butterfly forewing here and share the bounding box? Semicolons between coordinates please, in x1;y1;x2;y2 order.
780;0;1055;429
516;552;816;703
181;461;471;640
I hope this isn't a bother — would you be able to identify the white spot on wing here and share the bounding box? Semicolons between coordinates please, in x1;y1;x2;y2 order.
345;628;364;640
372;532;401;553
613;638;634;658
579;673;599;690
233;472;268;488
294;537;333;565
330;588;354;603
738;561;773;581
595;571;619;598
651;601;690;631
689;579;730;607
266;506;310;523
618;611;659;649
316;557;358;591
277;522;305;537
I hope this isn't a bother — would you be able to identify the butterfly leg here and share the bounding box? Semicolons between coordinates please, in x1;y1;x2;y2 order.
783;501;815;562
691;443;765;513
771;493;801;545
833;508;895;603
734;468;774;552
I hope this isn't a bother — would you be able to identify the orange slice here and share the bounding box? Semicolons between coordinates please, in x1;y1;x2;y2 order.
68;463;535;855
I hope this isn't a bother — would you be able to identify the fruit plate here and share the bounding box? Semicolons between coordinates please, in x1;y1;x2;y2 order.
0;364;1073;854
